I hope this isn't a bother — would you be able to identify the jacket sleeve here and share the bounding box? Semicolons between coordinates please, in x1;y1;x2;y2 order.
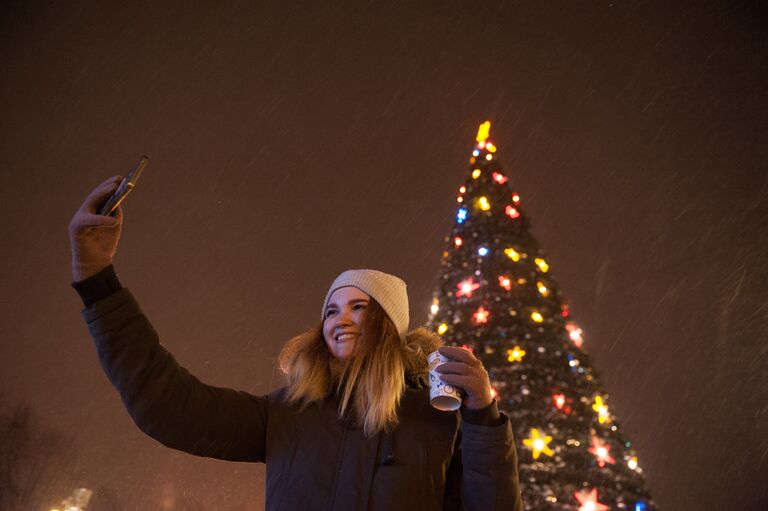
445;413;524;511
79;286;268;462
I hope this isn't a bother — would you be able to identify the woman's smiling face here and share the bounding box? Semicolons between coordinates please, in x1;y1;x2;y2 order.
323;286;370;360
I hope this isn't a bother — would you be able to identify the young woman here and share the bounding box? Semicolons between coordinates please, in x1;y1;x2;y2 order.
69;176;523;510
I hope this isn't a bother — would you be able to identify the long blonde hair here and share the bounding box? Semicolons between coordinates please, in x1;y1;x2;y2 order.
278;298;439;437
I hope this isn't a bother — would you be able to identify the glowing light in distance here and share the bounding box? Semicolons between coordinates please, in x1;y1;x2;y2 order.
535;258;549;272
530;311;544;323
437;323;448;335
456;278;481;298
478;196;491;211
478;247;489;256
492;171;507;184
473;306;490;324
454;237;463;247
457;208;468;223
472;169;481;179
505;206;520;219
498;275;512;290
504;248;521;262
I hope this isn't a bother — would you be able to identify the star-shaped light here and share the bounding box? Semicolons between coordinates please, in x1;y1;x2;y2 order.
472;306;490;324
492;171;508;184
588;436;616;467
573;488;609;511
504;248;521;262
592;396;611;424
505;205;520;219
522;428;554;459
498;275;512;290
456;278;481;298
476;121;491;143
507;346;526;362
566;322;584;348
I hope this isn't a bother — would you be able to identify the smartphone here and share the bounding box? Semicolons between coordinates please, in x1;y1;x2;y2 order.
98;155;149;217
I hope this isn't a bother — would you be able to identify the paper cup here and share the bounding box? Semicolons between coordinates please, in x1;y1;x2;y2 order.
427;351;463;411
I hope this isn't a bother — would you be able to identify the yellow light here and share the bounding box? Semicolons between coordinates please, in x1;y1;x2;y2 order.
472;169;481;179
459;186;466;193
531;311;544;323
537;282;550;297
486;142;497;153
522;428;554;459
485;154;492;160
438;323;448;334
507;345;526;362
592;396;611;424
478;196;491;211
628;456;639;470
476;121;491;143
535;258;549;272
469;157;476;164
430;303;439;315
504;248;521;262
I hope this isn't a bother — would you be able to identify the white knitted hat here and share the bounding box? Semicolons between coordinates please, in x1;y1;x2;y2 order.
321;269;410;340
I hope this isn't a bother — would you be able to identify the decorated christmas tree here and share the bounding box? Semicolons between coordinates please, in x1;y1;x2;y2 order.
426;122;658;511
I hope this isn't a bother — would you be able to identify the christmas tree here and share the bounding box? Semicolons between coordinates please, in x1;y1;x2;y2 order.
426;122;658;511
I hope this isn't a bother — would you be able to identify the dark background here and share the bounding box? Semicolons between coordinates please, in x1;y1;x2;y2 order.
1;1;766;510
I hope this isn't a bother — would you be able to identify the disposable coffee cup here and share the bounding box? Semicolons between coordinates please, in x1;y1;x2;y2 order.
427;351;463;411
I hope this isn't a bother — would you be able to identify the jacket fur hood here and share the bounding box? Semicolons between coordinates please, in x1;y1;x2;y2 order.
402;327;443;389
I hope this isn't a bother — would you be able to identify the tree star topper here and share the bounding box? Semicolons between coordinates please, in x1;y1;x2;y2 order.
476;121;491;143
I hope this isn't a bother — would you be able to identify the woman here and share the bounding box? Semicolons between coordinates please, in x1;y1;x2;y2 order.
69;176;523;510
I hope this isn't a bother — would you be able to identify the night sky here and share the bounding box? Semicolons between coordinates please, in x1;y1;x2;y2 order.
1;1;766;510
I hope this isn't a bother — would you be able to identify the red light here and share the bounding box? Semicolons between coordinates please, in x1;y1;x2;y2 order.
473;306;490;324
505;206;520;219
498;275;512;291
492;172;508;184
512;193;520;204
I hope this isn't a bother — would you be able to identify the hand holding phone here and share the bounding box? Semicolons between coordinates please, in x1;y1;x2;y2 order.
98;155;149;216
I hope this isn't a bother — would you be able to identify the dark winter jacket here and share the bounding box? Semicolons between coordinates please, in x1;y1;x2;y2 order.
73;266;523;511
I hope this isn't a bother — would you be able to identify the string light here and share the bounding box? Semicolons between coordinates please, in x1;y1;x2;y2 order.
430;298;439;315
530;311;544;323
535;257;549;272
472;149;480;156
492;171;508;184
454;236;463;247
478;246;489;256
537;281;550;297
459;186;466;193
505;206;520;219
498;275;512;290
457;208;468;223
472;169;482;179
486;142;497;153
512;193;520;204
485;154;493;160
478;196;491;211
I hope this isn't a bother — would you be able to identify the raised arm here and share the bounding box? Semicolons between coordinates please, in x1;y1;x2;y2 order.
69;176;268;462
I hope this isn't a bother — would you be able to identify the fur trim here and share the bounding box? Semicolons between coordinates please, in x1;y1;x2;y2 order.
402;327;443;388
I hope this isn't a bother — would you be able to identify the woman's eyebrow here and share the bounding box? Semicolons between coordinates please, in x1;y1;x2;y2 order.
326;298;369;309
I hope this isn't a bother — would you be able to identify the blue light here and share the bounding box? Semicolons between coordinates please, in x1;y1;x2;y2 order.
635;501;647;511
478;247;489;256
472;150;480;156
457;208;468;223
